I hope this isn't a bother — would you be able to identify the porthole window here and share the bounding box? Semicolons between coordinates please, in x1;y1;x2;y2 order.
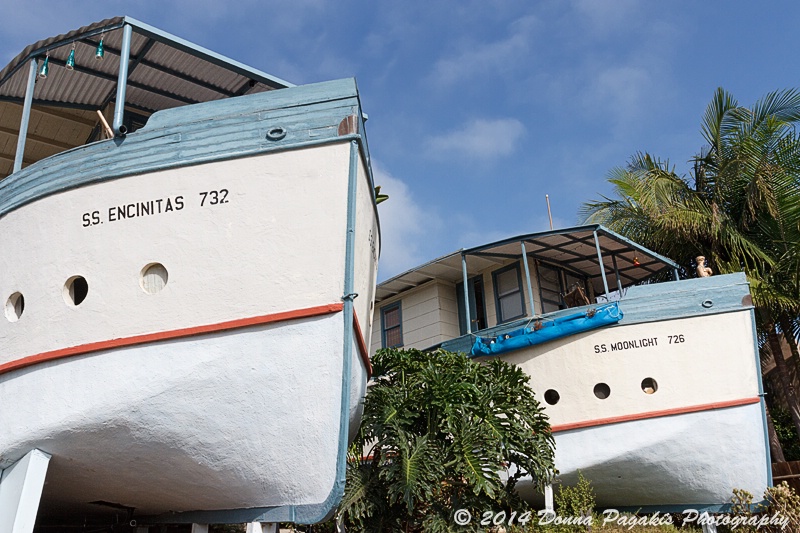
641;378;658;394
5;292;24;322
64;276;88;306
141;263;168;294
593;383;611;400
544;389;560;405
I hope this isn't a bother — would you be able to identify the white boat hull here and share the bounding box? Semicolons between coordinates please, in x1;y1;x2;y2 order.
486;276;770;511
0;79;380;524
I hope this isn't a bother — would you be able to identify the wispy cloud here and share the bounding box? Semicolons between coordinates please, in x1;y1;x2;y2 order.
428;15;537;88
426;118;526;159
373;164;442;280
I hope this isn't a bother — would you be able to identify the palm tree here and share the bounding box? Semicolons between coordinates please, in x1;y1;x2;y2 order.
581;88;800;459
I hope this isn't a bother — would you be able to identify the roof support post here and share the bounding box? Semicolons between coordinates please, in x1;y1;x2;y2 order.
593;230;610;298
611;254;622;293
673;268;680;281
520;241;536;316
13;58;38;173
461;252;471;334
113;23;133;136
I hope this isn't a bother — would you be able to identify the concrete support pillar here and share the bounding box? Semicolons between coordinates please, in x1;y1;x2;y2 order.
0;449;51;533
247;523;278;533
544;484;554;513
191;525;209;533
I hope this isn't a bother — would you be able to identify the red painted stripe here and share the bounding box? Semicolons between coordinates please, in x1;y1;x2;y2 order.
550;396;762;433
352;311;373;378
0;303;344;377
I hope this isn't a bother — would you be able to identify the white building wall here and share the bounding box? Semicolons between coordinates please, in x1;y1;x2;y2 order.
370;258;559;356
437;282;461;340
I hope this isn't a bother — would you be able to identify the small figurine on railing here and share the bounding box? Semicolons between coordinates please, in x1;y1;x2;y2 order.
695;255;713;277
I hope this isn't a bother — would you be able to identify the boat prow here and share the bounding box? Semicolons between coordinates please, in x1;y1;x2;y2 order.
0;18;380;528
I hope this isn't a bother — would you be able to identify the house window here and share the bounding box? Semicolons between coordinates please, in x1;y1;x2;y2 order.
538;263;563;314
492;264;526;323
381;303;403;348
538;262;590;313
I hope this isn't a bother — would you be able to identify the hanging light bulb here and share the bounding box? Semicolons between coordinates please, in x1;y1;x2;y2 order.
66;46;76;70
95;38;104;60
38;55;49;79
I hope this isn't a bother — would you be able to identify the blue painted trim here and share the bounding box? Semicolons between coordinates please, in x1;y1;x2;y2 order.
112;24;132;135
461;253;471;334
457;275;486;336
593;229;610;296
442;272;752;354
611;254;622;292
13;58;37;173
0;79;364;219
462;224;680;270
750;308;773;486
492;262;526;324
122;16;293;90
380;301;403;348
288;138;361;524
521;241;536;316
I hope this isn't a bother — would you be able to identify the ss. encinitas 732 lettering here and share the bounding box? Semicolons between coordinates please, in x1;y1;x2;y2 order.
81;189;231;227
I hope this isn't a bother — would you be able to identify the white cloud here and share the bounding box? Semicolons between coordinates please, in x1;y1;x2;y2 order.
584;65;653;124
427;118;526;159
428;15;537;87
372;164;442;280
572;0;642;38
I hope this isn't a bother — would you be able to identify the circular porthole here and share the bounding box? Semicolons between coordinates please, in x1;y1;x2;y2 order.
64;276;88;306
140;263;168;294
641;378;658;394
544;389;560;405
593;383;611;400
5;292;24;322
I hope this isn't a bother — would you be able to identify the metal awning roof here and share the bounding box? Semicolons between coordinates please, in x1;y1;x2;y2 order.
376;225;680;302
0;16;291;110
0;17;293;179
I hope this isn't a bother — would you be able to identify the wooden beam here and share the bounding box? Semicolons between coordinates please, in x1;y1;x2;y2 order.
0;126;75;151
0;152;36;166
31;106;96;127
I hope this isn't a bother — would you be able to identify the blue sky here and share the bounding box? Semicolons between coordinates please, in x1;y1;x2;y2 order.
2;1;799;280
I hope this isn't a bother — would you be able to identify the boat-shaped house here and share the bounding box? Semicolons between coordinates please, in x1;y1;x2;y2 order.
372;226;770;511
0;18;380;530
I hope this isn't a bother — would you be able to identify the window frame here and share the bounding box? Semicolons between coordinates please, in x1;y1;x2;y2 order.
537;261;565;314
380;302;403;348
457;275;487;335
492;263;526;324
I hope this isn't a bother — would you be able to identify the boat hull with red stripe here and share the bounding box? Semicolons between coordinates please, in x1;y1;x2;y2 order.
458;273;770;511
0;77;380;524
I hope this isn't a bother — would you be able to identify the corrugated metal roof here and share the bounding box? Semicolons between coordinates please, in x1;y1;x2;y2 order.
0;16;293;179
0;17;291;105
376;225;680;302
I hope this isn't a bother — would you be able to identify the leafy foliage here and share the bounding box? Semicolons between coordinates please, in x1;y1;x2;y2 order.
770;407;800;461
553;472;594;523
337;347;555;532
